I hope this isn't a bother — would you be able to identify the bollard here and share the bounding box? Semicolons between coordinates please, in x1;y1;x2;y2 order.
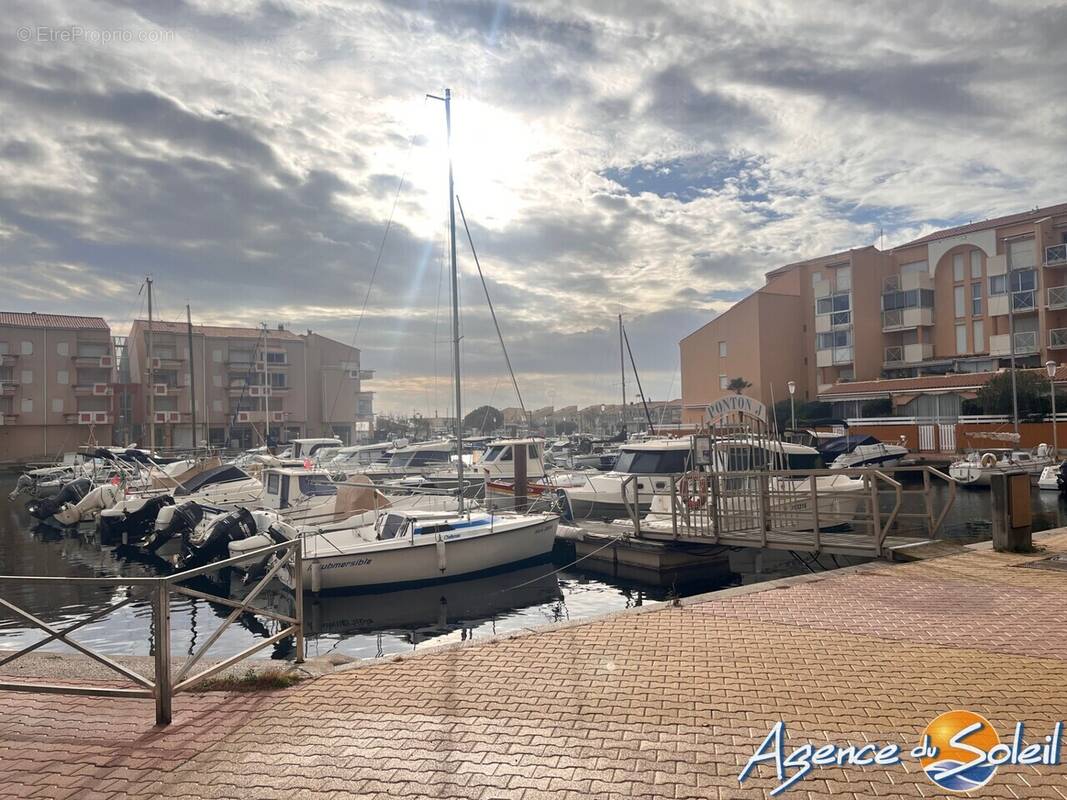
990;470;1033;552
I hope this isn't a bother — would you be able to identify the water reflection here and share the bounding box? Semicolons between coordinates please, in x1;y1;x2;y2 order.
3;472;1062;662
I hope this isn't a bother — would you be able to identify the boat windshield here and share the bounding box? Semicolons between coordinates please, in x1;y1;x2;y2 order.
378;514;408;540
614;449;689;474
298;475;338;496
387;450;452;468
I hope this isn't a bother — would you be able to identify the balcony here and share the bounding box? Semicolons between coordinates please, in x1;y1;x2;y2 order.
0;354;17;367
881;307;934;331
73;384;114;397
226;383;289;396
1048;244;1067;267
1049;286;1067;310
72;354;114;367
1051;328;1067;349
0;382;16;396
990;331;1039;356
989;290;1038;316
883;272;932;292
816;347;853;368
883;343;934;366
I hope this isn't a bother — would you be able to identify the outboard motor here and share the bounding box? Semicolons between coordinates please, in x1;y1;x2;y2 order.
99;495;176;546
181;507;258;570
26;478;91;521
142;501;204;553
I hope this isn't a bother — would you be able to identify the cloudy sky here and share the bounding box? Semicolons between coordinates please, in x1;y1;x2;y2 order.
2;0;1065;415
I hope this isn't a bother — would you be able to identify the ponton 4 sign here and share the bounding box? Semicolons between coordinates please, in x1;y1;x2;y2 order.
706;395;768;424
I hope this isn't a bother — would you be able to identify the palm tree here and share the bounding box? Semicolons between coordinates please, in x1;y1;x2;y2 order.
727;377;752;395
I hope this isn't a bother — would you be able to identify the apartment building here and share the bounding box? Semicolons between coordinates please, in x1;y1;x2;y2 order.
681;201;1067;424
0;312;116;461
125;321;374;449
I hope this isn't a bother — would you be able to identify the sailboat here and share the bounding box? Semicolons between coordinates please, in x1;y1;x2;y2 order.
255;90;559;590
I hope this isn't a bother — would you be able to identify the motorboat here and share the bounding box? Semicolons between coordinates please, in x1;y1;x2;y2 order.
320;441;402;477
550;438;693;522
350;439;455;483
822;435;909;470
1038;461;1064;491
394;438;547;492
948;446;1055;487
97;463;263;544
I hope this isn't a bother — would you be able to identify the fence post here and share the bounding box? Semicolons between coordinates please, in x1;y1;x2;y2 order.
293;541;305;664
154;581;172;726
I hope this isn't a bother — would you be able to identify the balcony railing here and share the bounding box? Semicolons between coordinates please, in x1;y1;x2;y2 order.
881;309;902;329
1014;331;1038;353
1012;289;1037;311
1051;328;1067;349
1047;244;1067;267
1049;286;1067;310
883;346;904;365
883;275;900;292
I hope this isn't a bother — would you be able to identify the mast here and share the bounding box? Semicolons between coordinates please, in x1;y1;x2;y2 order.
186;304;197;449
146;276;154;451
429;87;463;512
622;322;655;435
619;313;626;438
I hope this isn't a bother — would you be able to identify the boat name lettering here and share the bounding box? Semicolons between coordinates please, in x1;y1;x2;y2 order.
321;558;372;570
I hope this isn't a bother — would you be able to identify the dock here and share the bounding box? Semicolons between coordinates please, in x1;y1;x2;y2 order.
3;529;1066;798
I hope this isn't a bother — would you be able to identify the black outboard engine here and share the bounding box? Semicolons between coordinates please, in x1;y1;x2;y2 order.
26;478;91;521
142;501;204;553
98;495;175;547
181;507;258;570
1056;460;1067;494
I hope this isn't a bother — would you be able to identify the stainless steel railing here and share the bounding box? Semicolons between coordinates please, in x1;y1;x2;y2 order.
0;538;303;725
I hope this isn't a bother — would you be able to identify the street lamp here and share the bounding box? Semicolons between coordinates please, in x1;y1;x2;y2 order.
787;380;797;430
1047;360;1059;456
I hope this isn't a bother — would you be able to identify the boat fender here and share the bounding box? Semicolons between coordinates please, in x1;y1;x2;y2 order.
980;452;998;469
436;538;447;573
311;561;322;593
1037;443;1049;458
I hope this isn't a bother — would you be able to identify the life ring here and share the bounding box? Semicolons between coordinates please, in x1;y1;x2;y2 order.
980;452;998;469
679;473;708;509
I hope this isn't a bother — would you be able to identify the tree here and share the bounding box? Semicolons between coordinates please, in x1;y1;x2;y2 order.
727;377;752;395
976;371;1051;416
463;405;503;434
773;399;833;430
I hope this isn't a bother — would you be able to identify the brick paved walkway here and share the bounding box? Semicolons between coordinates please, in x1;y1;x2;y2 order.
3;533;1067;799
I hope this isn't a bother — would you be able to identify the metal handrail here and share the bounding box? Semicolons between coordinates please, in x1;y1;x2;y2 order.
0;538;303;725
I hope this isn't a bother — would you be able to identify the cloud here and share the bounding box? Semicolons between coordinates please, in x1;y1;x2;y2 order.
0;0;1062;413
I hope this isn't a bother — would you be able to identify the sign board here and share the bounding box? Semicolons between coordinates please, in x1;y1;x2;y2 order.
706;395;768;424
693;434;713;466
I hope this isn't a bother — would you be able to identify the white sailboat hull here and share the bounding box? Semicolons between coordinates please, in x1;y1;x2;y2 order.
302;516;559;591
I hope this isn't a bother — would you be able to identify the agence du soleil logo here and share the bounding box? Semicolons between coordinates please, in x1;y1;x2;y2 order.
739;710;1064;795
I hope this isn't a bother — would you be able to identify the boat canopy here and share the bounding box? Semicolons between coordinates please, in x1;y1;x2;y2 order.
174;464;252;495
820;435;881;456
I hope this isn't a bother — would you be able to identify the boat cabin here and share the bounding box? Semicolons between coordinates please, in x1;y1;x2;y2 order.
479;438;546;479
374;510;489;540
612;439;692;475
323;442;394;470
289;438;344;460
262;467;338;510
384;439;454;470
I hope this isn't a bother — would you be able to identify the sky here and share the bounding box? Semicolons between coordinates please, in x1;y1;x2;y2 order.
2;0;1066;416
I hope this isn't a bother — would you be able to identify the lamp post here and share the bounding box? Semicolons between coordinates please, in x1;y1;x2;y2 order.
787;380;797;430
1047;360;1059;456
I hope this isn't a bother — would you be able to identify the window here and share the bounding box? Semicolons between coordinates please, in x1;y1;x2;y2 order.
1010;269;1036;292
953;254;965;282
0;342;8;355
971;282;982;316
266;473;280;494
266;351;286;363
212;349;223;363
21;398;33;413
718;341;727;358
817;330;852;349
816;292;851;325
835;266;851;291
56;370;68;385
811;271;822;286
528;444;540;459
269;372;286;388
51;398;63;413
56;341;69;356
213;375;223;387
972;320;985;352
20;341;32;355
990;275;1007;295
901;260;927;274
971;251;982;278
882;289;934;310
1007;238;1035;269
212;400;223;413
955;323;967;354
20;369;32;385
719;374;728;390
954;286;965;318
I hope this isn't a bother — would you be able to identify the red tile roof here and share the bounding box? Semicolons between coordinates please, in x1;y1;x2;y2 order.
819;367;1067;399
0;311;109;330
132;319;303;341
896;202;1067;249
